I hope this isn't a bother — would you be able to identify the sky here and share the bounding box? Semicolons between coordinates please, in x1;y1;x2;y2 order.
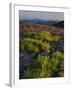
19;10;64;21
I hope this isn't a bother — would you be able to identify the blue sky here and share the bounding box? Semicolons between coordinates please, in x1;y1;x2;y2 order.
19;10;64;21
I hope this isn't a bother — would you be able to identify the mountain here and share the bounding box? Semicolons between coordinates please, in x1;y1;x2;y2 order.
19;19;59;26
52;21;64;28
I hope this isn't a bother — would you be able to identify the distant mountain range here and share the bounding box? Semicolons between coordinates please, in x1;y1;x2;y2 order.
19;19;60;26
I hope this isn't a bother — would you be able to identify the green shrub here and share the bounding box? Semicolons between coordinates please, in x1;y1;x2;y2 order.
51;51;64;77
20;37;50;53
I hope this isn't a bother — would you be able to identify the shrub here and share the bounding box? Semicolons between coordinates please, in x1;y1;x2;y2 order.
20;37;50;53
51;51;64;77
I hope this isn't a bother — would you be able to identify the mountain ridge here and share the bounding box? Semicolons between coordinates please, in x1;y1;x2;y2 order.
19;19;60;25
